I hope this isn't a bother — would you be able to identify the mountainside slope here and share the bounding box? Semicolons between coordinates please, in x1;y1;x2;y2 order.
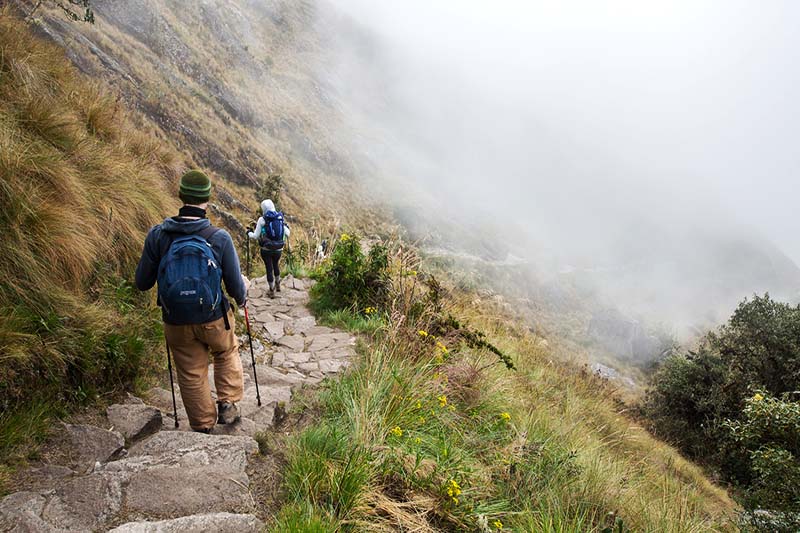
0;9;177;463
21;0;388;232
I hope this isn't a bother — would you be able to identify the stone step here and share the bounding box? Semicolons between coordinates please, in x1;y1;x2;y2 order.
109;513;264;532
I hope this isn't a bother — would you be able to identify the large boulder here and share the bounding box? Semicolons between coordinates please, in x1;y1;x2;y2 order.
62;423;125;470
107;404;162;442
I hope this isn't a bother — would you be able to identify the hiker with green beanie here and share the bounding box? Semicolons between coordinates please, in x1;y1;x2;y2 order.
135;169;248;433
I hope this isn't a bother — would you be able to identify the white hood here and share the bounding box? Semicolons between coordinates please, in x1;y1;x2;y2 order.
261;199;275;212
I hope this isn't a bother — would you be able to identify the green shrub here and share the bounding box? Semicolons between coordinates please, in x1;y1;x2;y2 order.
643;294;800;518
724;392;800;520
310;234;389;314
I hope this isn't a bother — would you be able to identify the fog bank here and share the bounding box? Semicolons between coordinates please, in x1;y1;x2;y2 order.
315;0;800;337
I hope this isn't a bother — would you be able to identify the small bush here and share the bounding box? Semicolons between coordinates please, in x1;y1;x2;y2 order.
310;234;389;314
723;392;800;520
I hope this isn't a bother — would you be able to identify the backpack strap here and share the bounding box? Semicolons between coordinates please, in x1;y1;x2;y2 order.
195;226;232;330
197;225;220;242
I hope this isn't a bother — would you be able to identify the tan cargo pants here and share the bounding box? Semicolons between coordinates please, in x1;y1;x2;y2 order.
163;309;244;431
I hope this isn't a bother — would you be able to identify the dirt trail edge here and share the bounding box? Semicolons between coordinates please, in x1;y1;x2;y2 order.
0;275;355;532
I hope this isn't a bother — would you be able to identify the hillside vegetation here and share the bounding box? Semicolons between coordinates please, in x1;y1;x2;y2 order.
0;10;177;468
272;236;737;532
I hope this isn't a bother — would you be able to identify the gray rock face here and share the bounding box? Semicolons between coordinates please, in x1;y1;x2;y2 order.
105;431;258;474
123;467;251;518
109;513;264;533
107;404;163;442
101;432;259;519
63;424;124;470
43;472;124;530
0;473;124;532
0;491;52;532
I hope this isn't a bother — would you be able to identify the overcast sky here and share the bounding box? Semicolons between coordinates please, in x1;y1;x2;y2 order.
325;0;799;266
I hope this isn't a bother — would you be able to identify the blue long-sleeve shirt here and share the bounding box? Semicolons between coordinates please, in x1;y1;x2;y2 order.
135;216;246;324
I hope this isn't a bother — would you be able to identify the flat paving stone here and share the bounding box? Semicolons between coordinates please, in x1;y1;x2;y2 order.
320;359;351;374
275;335;305;352
304;325;335;336
262;321;285;339
298;362;320;373
287;351;312;364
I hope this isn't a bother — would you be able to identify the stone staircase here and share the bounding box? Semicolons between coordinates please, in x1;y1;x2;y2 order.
0;275;355;532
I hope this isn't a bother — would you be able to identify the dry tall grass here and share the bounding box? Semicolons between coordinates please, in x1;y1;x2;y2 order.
0;10;178;463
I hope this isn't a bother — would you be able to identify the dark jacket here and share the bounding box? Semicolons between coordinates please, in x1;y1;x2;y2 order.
135;216;246;324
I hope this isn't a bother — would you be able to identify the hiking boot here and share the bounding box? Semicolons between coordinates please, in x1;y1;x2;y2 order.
217;401;241;425
194;427;211;434
268;282;275;298
275;276;281;292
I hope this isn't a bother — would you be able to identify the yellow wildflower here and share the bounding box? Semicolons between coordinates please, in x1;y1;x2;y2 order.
434;353;444;364
415;400;422;409
438;395;448;408
340;233;351;242
409;270;418;276
753;392;764;402
493;520;503;530
446;479;462;505
389;426;403;438
418;416;426;424
500;412;511;422
418;330;429;338
364;306;377;315
414;437;422;445
436;341;449;354
448;404;456;412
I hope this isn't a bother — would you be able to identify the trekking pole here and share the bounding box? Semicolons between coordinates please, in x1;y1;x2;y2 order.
286;238;297;289
243;305;262;406
165;341;179;428
245;229;251;278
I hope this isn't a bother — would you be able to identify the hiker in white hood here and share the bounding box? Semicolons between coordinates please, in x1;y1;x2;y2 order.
247;199;290;296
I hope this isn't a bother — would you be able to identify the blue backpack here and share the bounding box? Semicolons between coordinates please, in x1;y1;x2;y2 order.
260;210;285;248
157;227;224;324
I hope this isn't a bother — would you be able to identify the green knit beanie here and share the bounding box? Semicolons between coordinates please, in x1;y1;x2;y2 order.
179;170;212;204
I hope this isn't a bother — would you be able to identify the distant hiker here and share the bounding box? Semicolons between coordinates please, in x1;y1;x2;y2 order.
248;199;290;298
316;238;328;261
135;170;247;433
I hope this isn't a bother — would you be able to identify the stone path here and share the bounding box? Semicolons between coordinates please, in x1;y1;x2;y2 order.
0;275;355;532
